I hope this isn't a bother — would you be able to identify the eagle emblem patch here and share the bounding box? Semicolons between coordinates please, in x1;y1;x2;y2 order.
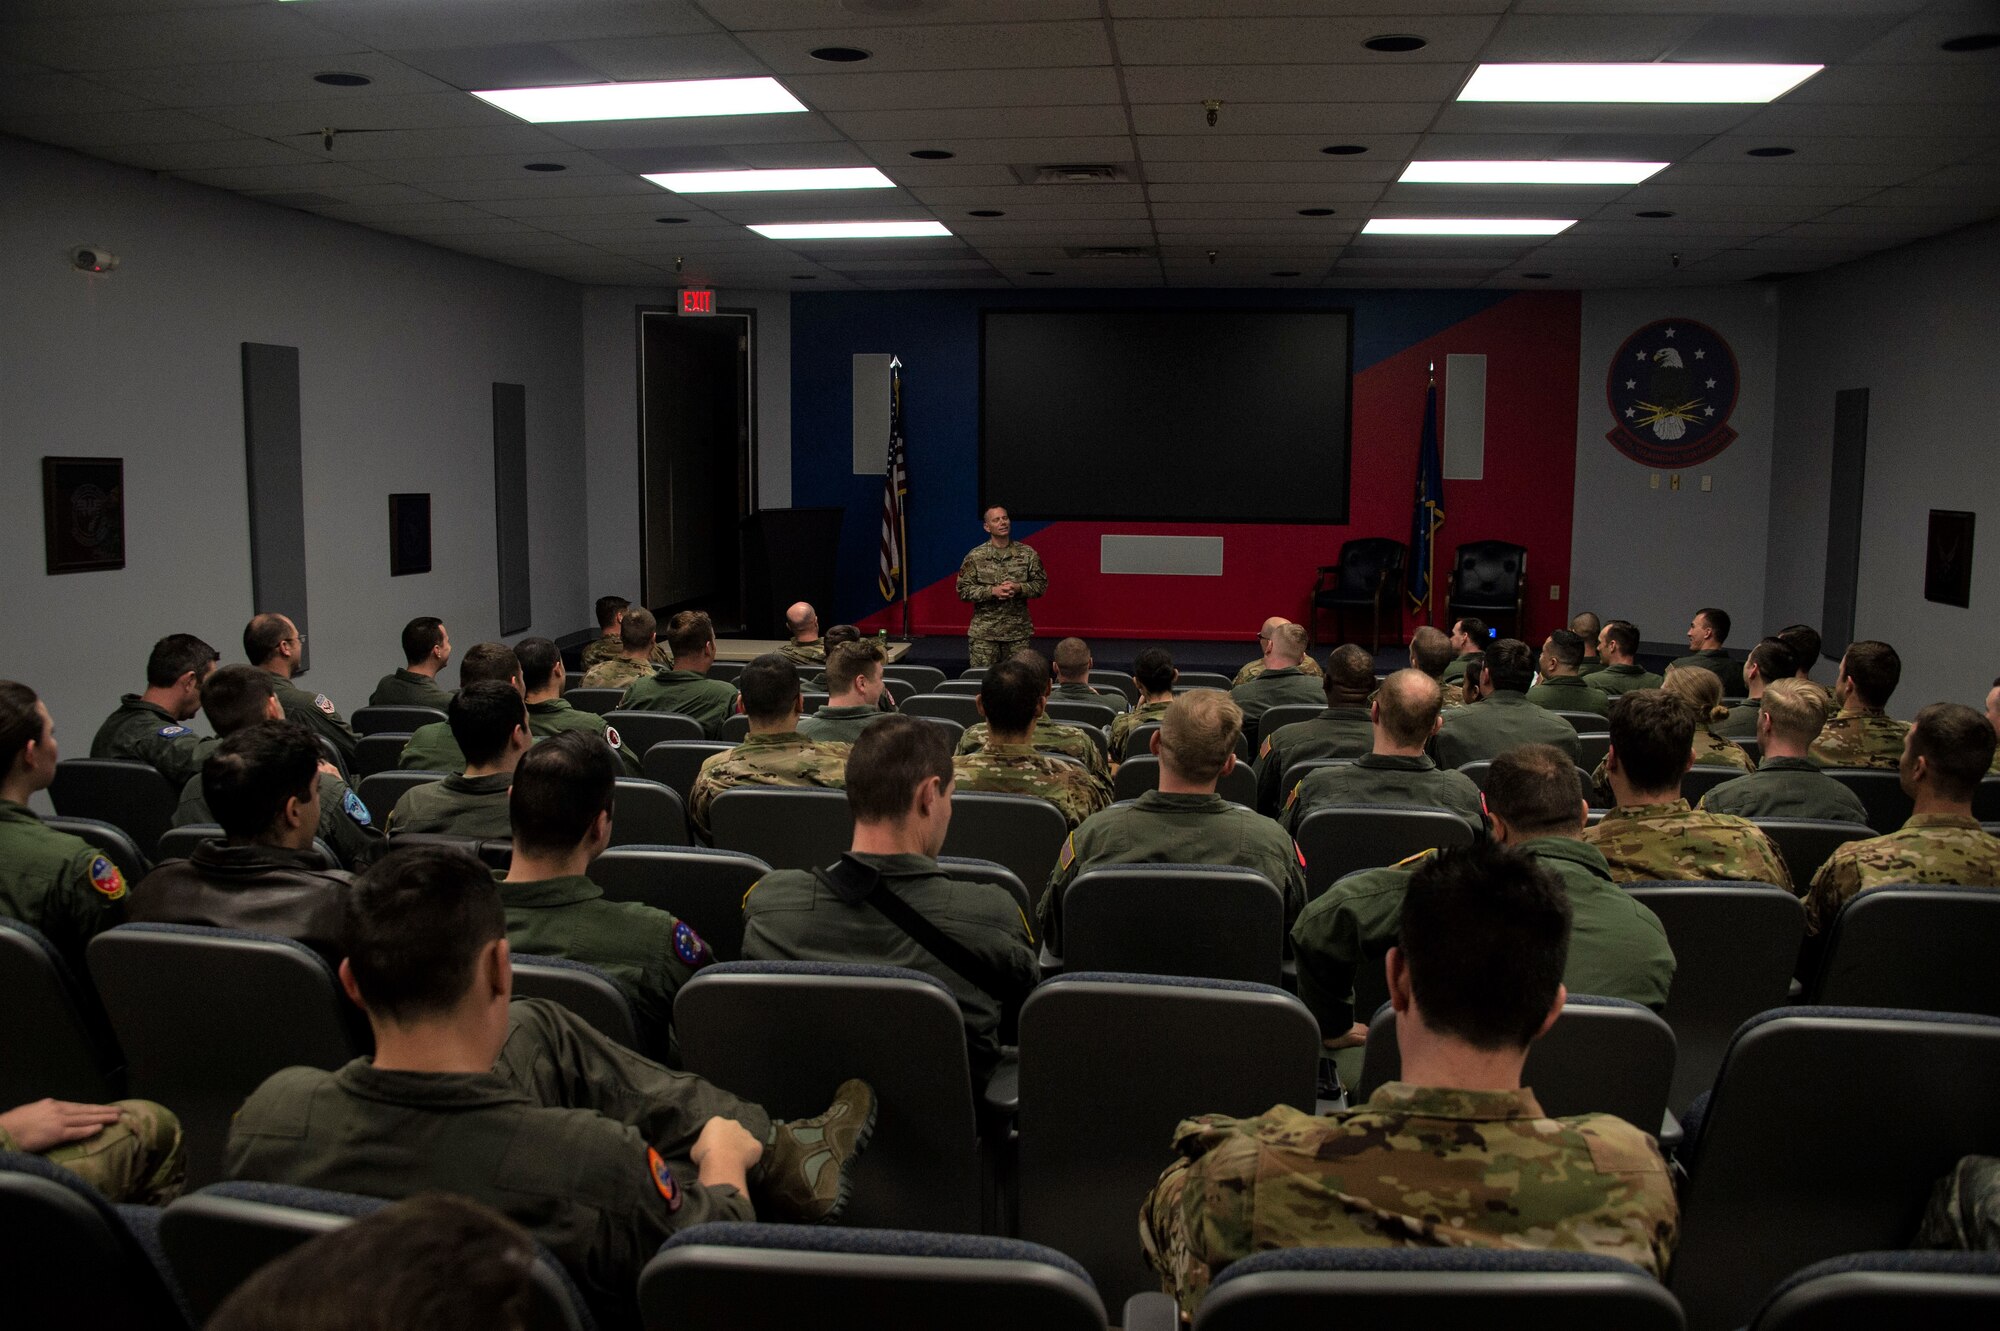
1605;318;1740;468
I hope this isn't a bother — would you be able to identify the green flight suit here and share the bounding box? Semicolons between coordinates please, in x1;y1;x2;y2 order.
173;735;383;869
1228;666;1324;746
398;721;466;773
366;668;451;709
89;696;205;789
1440;651;1481;684
1697;756;1869;824
1050;682;1113;706
0;798;128;971
1289;836;1676;1040
527;698;641;776
1284;752;1485;834
226;999;764;1328
741;852;1038;1083
1039;790;1306;956
1582;663;1663;697
1231;656;1322;688
1108;699;1174;759
500;874;714;1058
265;670;362;768
1433;691;1580;769
1671;648;1746;698
1524;674;1610;718
1715;700;1760;737
619;670;740;741
796;704;887;745
387;772;514;839
1252;705;1374;816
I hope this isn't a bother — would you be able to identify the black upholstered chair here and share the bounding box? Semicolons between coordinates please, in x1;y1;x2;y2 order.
349;704;447;735
1748;1250;2000;1331
563;687;625;716
49;758;178;859
592;845;770;962
1445;540;1527;639
1822;768;1914;834
1060;866;1285;983
0;918;124;1106
1810;885;2000;1015
44;815;148;885
0;1149;192;1329
511;954;641;1051
1752;817;1873;889
1310;538;1406;651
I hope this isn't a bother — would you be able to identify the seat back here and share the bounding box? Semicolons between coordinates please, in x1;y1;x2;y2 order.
1551;710;1605;733
675;961;981;1231
1576;731;1611;771
511;955;641;1050
1295;805;1478;900
50;758;179;858
1357;995;1676;1135
911;714;967;746
936;856;1032;914
1111;755;1255;808
1062;867;1284;983
1812;885;2000;1014
355;769;448;825
154;825;222;863
1087;671;1138;705
349;705;447;735
1672;1008;2000;1331
941;792;1070;890
1448;540;1528;607
1627;883;1805;1114
1750;1251;2000;1331
45;815;150;885
640;740;733;807
1176;672;1235;692
0;919;122;1105
592;845;769;962
1974;776;2000;822
934;679;985;696
1680;764;1740;806
611;777;690;847
0;1151;192;1329
904;694;985;727
86;924;366;1188
351;731;410;779
563;687;625;716
1196;1248;1683;1331
1750;817;1872;889
708;660;745;683
1279;756;1353;798
1045;700;1118;730
1732;736;1761;765
721;713;750;741
1122;723;1250;762
603;709;706;750
1824;768;1915;834
640;1222;1105;1331
884;664;947;695
1017;974;1318;1309
709;788;852;870
1253;703;1329;740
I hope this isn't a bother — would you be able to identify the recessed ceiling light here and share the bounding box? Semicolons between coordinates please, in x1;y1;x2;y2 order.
1400;160;1668;185
810;46;872;62
967;209;1005;217
644;167;894;193
1026;270;1054;276
1940;33;2000;52
470;77;807;124
909;149;955;160
749;221;953;240
1746;145;1796;157
1635;209;1675;218
312;72;371;87
655;216;691;224
1321;144;1369;155
1521;272;1553;279
523;162;566;172
1270;270;1303;277
1364;34;1427;53
1297;207;1337;216
1363;218;1576;236
1458;63;1822;103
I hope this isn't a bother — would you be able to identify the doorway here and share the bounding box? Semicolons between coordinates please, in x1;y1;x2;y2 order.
637;307;755;629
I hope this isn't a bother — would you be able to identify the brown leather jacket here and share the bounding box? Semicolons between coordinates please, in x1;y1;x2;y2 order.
129;840;351;962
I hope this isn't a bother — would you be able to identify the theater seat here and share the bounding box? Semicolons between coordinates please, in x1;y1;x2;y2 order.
591;845;770;963
1294;805;1479;901
349;705;446;736
1810;885;2000;1015
1749;1251;2000;1331
49;758;178;860
1060;866;1284;984
0;1150;192;1330
0;918;123;1106
510;955;641;1052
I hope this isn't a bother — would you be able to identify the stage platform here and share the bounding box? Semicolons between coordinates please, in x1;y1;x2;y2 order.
713;637;913;664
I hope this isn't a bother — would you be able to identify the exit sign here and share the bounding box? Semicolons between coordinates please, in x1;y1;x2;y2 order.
679;288;716;316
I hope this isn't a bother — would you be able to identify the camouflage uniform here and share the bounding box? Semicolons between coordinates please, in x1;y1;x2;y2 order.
1671;649;1747;698
580;656;652;691
957;718;1110;782
0;1100;186;1204
265;670;362;770
386;772;514;839
1229;667;1324;746
956;541;1047;666
619;669;740;741
1434;693;1580;769
1803;813;2000;935
1284;752;1485;834
1436;678;1465;708
1107;699;1174;759
88;695;205;789
1809;708;1910;771
1252;705;1373;815
1915;1155;2000;1251
952;741;1111;831
366;669;450;709
398;721;466;773
1581;800;1794;889
1587;726;1750;805
581;635;673;672
1140;1087;1678;1316
527;698;641;777
687;733;851;842
1231;656;1322;688
797;705;889;745
1524;674;1611;718
1583;663;1663;697
1039;789;1307;955
777;641;826;668
1698;757;1870;824
174;737;384;869
0;798;127;972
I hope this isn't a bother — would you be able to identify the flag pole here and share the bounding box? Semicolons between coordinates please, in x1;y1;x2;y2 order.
1426;362;1439;627
893;358;911;640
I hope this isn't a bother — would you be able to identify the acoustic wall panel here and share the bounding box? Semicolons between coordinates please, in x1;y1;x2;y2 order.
852;353;893;475
1820;387;1868;659
1442;353;1487;480
1099;535;1224;576
493;382;531;635
240;342;310;673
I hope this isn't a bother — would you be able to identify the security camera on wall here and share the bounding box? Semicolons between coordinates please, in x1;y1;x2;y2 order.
70;246;119;273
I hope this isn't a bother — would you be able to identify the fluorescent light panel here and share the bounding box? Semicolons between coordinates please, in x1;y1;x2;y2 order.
1400;160;1667;185
1364;218;1576;236
471;77;806;124
645;168;895;193
750;221;952;240
1459;63;1821;103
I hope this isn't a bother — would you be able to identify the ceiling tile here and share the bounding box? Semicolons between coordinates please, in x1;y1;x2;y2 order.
1122;64;1463;104
1128;102;1437;135
1111;17;1499;65
0;107;237;147
1681;133;1993;166
740;21;1111;73
297;0;716;48
1138;133;1417;163
909;183;1146;205
550;34;773;82
785;67;1123;111
297;126;578;161
1432;102;1757;136
856;136;1135;166
384;43;609;91
0;7;363;71
1141;161;1397;184
1785;64;2000;105
173;160;390;192
91;137;330;172
99;52;458;108
697;1;1101;29
196;91;516;136
1479;14;1706;60
362;151;628;184
426;173;665;203
0;70;158;115
1849;3;2000;63
827;104;1130;138
1732;101;2000;136
542;114;847;151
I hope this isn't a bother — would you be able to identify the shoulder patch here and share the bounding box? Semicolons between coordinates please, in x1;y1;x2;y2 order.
341;788;373;828
1283;782;1301;811
88;855;127;901
1057;833;1075;872
313;693;336;714
672;920;711;968
604;725;622;750
1258;737;1273;759
1294;839;1307;869
1391;847;1441;869
647;1147;683;1212
157;724;193;739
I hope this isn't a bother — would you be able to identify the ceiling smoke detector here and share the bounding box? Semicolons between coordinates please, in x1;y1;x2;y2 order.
1032;164;1125;184
1063;245;1153;259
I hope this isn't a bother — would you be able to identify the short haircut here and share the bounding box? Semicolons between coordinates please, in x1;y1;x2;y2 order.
1007;648;1052;695
1663;663;1727;723
1486;744;1586;836
1544;629;1585;671
400;617;445;666
1483;639;1536;694
1777;623;1822;670
200;664;278;736
845;715;954;823
242;613;290;666
1910;702;1996;800
1052;637;1091;679
458;643;521;690
1158;690;1242;784
342;844;506;1023
513;637;559;692
825;640;884;696
1841;640;1901;707
738;653;802;724
1132;646;1175;695
1376;668;1443;747
1461;652;1487;696
1569;611;1601;639
1268;622;1308;663
146;633;218;688
1323;643;1375;703
508;729;615;856
203;720;319;840
664;610;715;660
983;503;1007;521
1747;637;1797;683
979;659;1042;734
619;607;657;652
822;624;862;652
448;682;528;767
1455;616;1488;643
594;595;629;629
1608;689;1695;792
1602;620;1639;659
1696;606;1732;643
1408;626;1453;679
1760;678;1832;747
1399;842;1571;1051
785;604;815;635
0;681;44;777
206;1194;536;1331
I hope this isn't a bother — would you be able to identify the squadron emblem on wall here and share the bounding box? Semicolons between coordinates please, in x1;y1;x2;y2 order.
1605;318;1740;468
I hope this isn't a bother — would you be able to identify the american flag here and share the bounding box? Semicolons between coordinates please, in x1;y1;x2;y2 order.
877;357;908;602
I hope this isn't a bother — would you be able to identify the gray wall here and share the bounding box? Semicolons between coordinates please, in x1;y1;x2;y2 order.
1764;217;2000;711
1569;285;1779;654
0;135;588;783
